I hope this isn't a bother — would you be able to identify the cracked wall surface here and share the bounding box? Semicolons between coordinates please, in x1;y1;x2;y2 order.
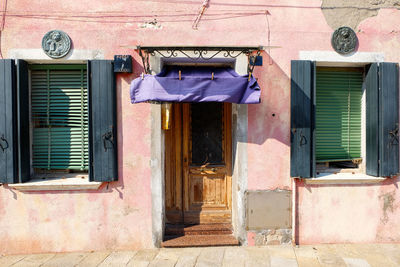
322;0;400;29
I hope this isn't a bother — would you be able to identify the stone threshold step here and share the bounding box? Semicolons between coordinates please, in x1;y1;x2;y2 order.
165;223;233;236
162;234;239;248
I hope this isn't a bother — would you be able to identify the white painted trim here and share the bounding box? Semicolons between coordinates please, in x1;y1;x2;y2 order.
151;104;164;247
8;176;102;191
231;103;248;245
8;49;104;62
299;51;384;66
303;173;386;184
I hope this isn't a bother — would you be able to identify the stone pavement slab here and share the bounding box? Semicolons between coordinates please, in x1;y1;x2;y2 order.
339;244;397;267
222;247;249;267
293;245;320;267
1;243;400;267
76;251;111;267
127;249;159;267
342;257;370;267
175;247;203;267
99;251;137;267
245;247;270;267
195;247;225;267
375;244;400;265
149;248;184;267
41;252;89;267
12;253;56;267
0;254;27;266
267;245;298;267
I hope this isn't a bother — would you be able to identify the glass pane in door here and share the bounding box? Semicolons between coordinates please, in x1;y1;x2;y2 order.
190;103;224;165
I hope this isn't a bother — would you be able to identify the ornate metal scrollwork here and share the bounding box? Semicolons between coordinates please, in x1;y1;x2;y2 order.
137;46;262;74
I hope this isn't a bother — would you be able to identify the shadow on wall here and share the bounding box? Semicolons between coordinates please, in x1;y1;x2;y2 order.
247;51;290;147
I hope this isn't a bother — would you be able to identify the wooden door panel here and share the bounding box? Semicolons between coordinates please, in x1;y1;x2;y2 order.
183;103;232;224
165;103;232;225
189;174;226;207
165;104;183;224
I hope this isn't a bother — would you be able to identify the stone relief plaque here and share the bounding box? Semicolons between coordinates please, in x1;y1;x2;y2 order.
331;27;358;55
42;30;71;59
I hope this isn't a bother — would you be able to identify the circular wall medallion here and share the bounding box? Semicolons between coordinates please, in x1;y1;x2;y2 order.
331;27;358;55
42;30;71;59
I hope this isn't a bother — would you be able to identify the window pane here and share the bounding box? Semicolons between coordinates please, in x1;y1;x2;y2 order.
316;68;362;162
191;103;224;165
31;65;89;171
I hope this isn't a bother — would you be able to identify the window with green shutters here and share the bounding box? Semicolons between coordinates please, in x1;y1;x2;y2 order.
291;61;399;178
31;64;88;172
315;67;363;162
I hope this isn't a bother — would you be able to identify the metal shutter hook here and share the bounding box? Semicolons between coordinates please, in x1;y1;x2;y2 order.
299;130;307;146
389;124;399;146
102;131;114;151
0;135;8;152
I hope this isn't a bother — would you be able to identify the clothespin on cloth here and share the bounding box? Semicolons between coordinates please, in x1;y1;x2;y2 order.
211;72;214;80
179;70;182;80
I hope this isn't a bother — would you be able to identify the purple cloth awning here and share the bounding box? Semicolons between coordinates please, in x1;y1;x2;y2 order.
130;66;261;104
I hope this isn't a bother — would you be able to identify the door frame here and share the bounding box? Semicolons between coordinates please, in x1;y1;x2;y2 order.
149;53;249;247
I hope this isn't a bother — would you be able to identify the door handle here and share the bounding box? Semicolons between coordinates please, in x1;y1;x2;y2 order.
199;167;217;174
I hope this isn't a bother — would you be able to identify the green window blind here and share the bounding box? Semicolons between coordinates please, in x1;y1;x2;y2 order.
31;64;88;171
316;68;362;162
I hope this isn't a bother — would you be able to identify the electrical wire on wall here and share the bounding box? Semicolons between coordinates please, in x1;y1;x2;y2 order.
192;0;209;29
265;10;272;65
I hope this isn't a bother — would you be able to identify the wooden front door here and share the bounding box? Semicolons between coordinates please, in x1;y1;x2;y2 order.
165;103;232;224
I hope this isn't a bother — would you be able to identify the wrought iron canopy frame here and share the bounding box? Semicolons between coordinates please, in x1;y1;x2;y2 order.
136;46;263;74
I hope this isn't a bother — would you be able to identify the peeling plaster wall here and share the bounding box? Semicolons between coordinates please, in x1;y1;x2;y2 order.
322;0;400;29
0;0;400;253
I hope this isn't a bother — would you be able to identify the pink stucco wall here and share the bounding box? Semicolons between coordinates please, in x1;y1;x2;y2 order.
1;0;400;253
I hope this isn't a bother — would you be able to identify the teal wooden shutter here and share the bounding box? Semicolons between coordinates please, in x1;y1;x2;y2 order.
291;60;316;178
31;64;88;171
366;62;399;177
379;63;399;177
89;60;117;182
315;68;362;162
17;60;30;182
0;60;17;184
366;64;379;176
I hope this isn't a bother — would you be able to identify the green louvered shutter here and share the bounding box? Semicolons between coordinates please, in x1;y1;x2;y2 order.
316;68;362;162
31;64;88;171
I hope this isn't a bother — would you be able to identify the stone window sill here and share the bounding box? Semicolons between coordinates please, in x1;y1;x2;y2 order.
299;173;387;185
8;174;102;191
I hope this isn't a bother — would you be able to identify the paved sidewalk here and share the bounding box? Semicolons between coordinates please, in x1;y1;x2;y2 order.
1;244;399;266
